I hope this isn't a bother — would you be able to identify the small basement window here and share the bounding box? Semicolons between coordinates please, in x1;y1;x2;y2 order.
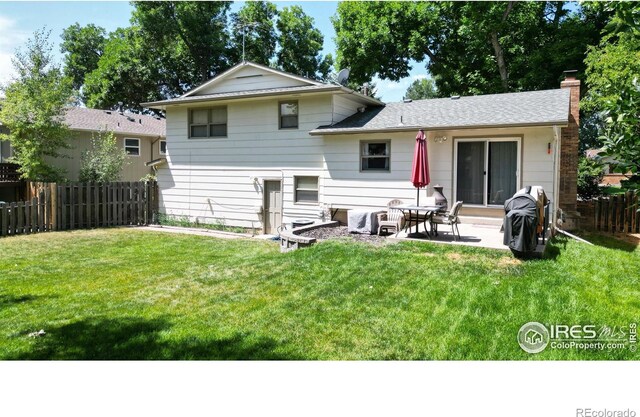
295;176;319;203
361;141;390;171
159;140;167;155
279;101;298;129
124;138;140;156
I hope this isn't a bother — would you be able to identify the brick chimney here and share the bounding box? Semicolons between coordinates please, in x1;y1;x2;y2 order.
558;70;580;227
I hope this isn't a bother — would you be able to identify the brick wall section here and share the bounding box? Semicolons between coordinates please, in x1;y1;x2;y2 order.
559;76;581;215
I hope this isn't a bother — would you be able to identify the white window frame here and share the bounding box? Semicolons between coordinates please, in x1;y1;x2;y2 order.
188;106;227;139
294;176;319;204
279;100;299;130
159;140;167;155
452;136;522;208
124;137;140;157
360;140;391;172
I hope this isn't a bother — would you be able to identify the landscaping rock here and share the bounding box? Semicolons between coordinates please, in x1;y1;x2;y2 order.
299;226;388;246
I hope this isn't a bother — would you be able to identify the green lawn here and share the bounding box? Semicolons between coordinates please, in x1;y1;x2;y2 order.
0;229;638;360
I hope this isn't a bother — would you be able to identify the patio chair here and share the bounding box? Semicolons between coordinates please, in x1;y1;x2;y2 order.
377;199;405;236
430;201;463;241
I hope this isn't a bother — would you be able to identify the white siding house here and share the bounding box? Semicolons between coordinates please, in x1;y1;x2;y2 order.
143;62;579;233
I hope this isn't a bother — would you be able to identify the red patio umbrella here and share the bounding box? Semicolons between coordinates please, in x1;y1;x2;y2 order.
411;129;430;206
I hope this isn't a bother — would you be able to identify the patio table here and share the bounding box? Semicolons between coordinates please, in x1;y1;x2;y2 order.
396;204;444;239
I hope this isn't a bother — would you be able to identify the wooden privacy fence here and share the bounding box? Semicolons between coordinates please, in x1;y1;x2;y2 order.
590;191;640;233
0;181;158;237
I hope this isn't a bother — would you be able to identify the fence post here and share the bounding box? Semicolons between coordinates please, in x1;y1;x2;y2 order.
0;203;7;236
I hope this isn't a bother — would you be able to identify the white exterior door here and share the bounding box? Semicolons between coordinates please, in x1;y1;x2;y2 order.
264;180;282;234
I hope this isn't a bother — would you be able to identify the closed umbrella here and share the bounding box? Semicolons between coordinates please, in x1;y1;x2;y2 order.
408;129;431;236
411;129;430;205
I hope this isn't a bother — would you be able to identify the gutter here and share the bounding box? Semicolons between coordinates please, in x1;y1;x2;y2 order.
309;121;570;136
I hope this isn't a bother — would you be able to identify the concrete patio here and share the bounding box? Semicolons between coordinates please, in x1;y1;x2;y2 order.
388;217;508;250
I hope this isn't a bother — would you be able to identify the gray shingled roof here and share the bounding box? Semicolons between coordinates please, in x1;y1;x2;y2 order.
63;107;165;137
310;89;571;135
143;85;339;108
142;84;382;108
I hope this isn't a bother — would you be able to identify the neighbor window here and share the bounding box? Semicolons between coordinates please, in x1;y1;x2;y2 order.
294;176;319;203
279;101;298;129
189;106;227;138
124;138;140;156
360;141;390;171
159;140;167;155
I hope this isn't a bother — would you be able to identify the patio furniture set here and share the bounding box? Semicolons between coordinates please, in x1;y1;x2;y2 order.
376;198;464;241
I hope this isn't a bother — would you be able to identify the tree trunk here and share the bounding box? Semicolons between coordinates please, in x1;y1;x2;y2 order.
490;32;509;92
490;1;515;92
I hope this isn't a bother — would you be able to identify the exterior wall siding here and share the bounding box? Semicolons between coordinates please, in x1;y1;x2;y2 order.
49;132;157;181
194;66;310;96
157;95;332;230
322;126;557;218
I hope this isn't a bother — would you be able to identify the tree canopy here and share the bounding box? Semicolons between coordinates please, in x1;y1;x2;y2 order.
333;1;609;97
583;2;640;179
0;30;73;181
60;23;106;91
60;1;332;113
277;5;332;80
405;78;437;100
230;1;278;65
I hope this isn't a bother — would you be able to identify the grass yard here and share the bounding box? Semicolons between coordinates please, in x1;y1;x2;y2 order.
0;228;638;360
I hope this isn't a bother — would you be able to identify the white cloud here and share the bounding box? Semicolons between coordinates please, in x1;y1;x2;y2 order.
0;15;29;86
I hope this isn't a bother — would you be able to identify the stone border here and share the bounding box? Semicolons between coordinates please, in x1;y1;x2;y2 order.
279;221;339;252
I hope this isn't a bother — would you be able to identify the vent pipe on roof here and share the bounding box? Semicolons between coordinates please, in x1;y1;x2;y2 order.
117;101;124;114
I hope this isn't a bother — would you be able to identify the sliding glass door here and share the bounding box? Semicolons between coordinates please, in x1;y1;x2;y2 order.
455;138;520;206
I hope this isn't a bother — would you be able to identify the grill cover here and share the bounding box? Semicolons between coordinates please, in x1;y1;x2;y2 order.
503;192;539;254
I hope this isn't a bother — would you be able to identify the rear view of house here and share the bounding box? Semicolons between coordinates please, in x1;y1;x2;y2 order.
142;62;580;233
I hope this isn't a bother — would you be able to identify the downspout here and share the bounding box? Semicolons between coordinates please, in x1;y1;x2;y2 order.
552;125;562;231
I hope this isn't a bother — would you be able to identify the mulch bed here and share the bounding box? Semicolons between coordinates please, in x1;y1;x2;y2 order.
298;226;389;245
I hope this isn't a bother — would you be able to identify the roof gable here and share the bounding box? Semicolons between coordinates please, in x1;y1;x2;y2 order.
183;61;323;97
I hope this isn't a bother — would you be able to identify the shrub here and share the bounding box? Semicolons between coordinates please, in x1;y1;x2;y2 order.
79;131;126;182
577;156;605;200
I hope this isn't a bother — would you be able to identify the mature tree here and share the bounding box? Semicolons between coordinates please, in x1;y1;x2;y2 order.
583;2;640;179
132;1;231;87
230;1;278;65
333;1;607;96
405;78;437;100
277;5;332;79
0;30;73;181
83;27;162;113
60;23;106;92
79;131;127;182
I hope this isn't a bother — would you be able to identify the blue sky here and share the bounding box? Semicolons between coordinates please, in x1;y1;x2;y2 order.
0;1;427;102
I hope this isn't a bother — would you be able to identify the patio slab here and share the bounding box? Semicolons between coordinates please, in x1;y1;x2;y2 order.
388;221;509;250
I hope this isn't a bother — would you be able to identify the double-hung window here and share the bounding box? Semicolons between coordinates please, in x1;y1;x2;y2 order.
124;138;140;156
279;101;298;129
159;140;167;155
294;176;319;203
189;107;227;138
360;141;390;171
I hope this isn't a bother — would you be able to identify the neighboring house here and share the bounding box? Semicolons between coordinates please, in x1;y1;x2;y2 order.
55;107;166;181
142;61;580;233
0;122;11;163
0;108;166;182
585;148;627;187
